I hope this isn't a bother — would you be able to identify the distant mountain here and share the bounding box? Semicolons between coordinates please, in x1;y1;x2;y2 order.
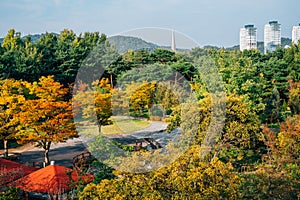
226;45;239;51
108;35;160;53
0;33;59;44
281;37;292;47
108;35;191;53
27;34;43;42
202;45;220;50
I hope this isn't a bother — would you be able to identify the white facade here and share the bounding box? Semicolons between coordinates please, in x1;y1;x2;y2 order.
292;25;300;45
171;31;176;53
264;21;281;53
240;25;257;51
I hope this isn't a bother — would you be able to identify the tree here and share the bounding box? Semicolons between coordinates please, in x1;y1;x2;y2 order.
150;49;177;64
0;79;26;158
0;29;24;80
94;79;113;132
288;81;300;114
73;78;112;132
257;115;300;199
264;87;282;123
36;32;59;78
16;76;77;165
277;114;300;164
79;146;242;199
0;29;41;82
167;92;263;166
154;82;179;118
169;61;197;82
128;82;156;118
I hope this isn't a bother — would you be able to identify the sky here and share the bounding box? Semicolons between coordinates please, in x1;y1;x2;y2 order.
1;0;300;48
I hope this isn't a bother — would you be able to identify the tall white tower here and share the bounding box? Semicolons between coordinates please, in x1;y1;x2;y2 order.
240;24;257;51
264;21;281;53
292;24;300;45
171;31;176;53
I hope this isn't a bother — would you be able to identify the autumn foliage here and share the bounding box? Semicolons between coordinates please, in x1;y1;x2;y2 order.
16;76;77;165
0;79;26;157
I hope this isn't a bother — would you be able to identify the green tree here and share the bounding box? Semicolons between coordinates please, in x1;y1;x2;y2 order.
264;87;282;123
150;48;177;64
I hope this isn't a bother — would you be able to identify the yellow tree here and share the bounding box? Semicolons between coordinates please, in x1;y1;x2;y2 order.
127;81;156;118
16;76;77;165
288;81;300;114
73;78;112;132
79;145;242;199
0;79;26;158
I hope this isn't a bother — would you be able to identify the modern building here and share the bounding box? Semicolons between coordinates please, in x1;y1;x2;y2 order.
240;24;257;51
292;24;300;45
264;21;281;53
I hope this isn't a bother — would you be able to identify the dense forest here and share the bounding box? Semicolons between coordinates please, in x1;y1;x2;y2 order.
0;29;299;199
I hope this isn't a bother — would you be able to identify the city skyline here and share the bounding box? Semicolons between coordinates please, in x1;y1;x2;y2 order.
0;0;299;48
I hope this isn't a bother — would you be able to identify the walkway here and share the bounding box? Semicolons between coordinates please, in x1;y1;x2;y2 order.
8;121;171;168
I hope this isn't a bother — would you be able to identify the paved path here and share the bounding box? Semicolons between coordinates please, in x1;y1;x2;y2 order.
14;121;170;168
18;137;91;168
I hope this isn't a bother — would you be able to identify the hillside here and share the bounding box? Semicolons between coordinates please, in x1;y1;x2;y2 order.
108;35;194;53
108;35;160;53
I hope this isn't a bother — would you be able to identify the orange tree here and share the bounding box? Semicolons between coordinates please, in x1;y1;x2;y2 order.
240;115;300;199
0;79;26;158
16;76;77;165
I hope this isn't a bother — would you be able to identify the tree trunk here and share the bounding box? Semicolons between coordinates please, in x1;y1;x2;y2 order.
44;141;51;166
3;139;8;158
175;71;178;85
110;74;113;88
44;149;50;166
162;106;166;119
98;123;102;133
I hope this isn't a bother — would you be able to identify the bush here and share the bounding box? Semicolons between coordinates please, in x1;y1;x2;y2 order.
0;187;22;200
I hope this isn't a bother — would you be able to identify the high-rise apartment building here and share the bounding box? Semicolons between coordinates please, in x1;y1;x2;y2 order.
264;21;281;53
240;24;257;51
292;24;300;45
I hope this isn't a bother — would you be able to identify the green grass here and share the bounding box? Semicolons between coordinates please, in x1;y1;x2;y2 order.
102;118;150;134
76;117;150;135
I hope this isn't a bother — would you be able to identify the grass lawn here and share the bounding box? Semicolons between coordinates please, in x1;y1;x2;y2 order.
102;117;150;134
77;117;150;135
